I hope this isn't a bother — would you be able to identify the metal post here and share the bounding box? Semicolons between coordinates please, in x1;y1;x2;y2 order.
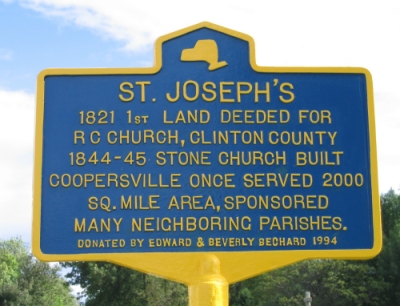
188;255;228;306
304;291;312;306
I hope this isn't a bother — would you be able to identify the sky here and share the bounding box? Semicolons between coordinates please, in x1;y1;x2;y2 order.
1;0;400;247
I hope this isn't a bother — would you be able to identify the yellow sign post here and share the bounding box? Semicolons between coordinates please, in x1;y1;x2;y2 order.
33;22;381;305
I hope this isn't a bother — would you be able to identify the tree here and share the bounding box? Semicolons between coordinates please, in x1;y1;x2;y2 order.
62;261;187;305
0;237;77;306
228;189;400;305
62;190;400;305
380;189;400;238
230;259;387;306
370;189;400;304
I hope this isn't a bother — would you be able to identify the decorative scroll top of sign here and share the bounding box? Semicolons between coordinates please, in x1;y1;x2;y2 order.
33;21;381;285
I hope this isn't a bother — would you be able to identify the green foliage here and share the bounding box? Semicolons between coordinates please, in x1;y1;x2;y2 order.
62;261;187;305
0;252;19;284
380;189;400;237
60;190;400;305
0;237;77;306
230;282;254;306
371;189;400;304
230;260;387;306
228;189;400;305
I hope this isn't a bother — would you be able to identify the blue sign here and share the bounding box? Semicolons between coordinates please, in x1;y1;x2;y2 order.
33;23;380;262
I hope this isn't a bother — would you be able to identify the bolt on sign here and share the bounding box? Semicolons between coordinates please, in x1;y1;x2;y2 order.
33;22;381;292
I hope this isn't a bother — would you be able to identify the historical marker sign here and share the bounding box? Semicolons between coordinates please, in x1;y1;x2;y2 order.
33;22;381;284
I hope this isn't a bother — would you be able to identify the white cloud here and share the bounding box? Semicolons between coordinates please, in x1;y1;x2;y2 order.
0;48;13;61
375;92;400;193
14;0;400;193
11;0;399;57
0;89;34;240
11;1;400;95
0;2;397;247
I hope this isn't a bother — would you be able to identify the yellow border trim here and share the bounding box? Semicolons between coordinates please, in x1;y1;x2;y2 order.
33;21;381;284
